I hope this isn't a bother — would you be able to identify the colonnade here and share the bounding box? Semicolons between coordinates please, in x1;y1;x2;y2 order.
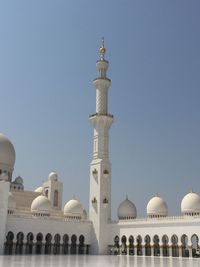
4;231;89;255
109;234;200;258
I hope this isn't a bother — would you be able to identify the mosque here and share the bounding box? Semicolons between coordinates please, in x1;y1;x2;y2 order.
0;40;200;258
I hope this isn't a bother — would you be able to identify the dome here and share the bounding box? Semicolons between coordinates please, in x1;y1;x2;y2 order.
34;186;43;194
48;172;58;181
8;192;16;209
14;176;23;185
64;198;84;217
147;195;168;217
0;133;15;168
31;195;51;213
181;192;200;215
118;197;137;220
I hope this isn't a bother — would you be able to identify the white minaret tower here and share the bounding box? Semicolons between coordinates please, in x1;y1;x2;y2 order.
89;38;113;254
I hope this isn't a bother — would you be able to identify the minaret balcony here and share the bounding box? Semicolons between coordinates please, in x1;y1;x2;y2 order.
89;113;114;119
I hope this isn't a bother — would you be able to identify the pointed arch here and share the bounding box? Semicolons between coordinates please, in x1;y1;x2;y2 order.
162;235;169;257
128;235;134;255
171;234;179;257
63;234;69;254
121;235;127;255
144;235;151;256
26;232;34;254
136;235;142;256
181;234;189;257
153;235;160;256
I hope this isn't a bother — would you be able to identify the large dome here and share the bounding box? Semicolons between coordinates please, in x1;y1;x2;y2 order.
118;197;137;220
181;192;200;215
64;198;84;217
147;195;168;217
31;195;51;213
0;133;15;168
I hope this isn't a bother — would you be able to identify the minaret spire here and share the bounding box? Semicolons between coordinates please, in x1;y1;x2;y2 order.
99;37;106;60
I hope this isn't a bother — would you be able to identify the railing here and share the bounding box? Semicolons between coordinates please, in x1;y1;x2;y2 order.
109;215;200;224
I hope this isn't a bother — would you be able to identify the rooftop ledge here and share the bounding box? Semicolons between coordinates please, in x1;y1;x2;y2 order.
89;113;114;119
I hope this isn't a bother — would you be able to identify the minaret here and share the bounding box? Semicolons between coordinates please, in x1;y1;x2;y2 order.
89;38;113;254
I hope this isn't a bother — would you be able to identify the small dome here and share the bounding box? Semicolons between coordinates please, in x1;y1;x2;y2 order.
8;192;16;209
0;133;15;168
48;172;58;181
118;197;137;220
64;198;84;217
31;195;51;213
34;186;43;194
181;192;200;215
14;176;23;185
147;195;168;217
0;173;9;181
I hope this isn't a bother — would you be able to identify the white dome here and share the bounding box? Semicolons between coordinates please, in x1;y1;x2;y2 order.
64;198;84;216
181;192;200;214
34;186;43;193
118;197;137;219
8;192;16;209
147;195;168;217
48;172;58;181
0;133;15;168
31;195;51;213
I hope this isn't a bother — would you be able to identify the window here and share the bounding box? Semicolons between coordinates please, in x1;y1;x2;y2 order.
54;190;58;207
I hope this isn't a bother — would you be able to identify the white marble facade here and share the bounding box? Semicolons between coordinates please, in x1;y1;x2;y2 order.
0;40;200;258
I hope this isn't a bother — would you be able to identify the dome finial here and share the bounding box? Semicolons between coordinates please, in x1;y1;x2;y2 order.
99;37;106;60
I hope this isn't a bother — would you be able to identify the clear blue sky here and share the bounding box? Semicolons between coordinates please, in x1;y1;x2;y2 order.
0;0;200;217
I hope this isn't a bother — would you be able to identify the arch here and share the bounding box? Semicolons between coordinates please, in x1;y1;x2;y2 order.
45;233;52;254
15;232;24;254
128;235;134;255
45;189;48;197
70;235;77;254
78;235;85;254
191;234;199;257
4;231;14;255
162;235;169;257
26;232;34;254
63;234;69;254
53;190;58;207
144;235;151;256
121;235;127;255
136;235;142;256
181;234;189;257
53;234;61;254
153;235;160;256
113;235;119;255
171;234;179;257
35;233;43;254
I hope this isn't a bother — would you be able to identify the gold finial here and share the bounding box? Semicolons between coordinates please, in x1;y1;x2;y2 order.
99;37;106;60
